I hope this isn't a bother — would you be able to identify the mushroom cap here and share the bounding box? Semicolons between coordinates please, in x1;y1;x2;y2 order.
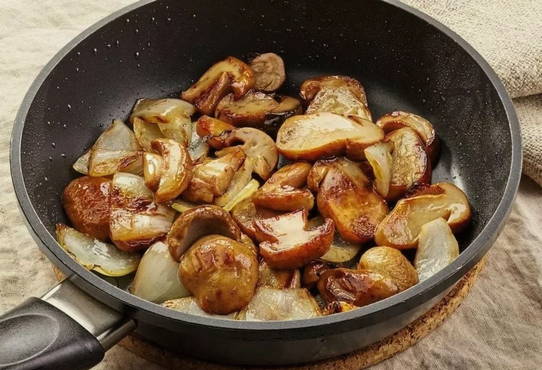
167;205;242;261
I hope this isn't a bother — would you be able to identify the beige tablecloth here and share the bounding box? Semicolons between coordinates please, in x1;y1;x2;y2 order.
0;1;541;369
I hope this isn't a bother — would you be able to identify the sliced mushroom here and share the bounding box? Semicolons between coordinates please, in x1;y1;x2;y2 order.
257;259;301;289
276;112;384;161
62;176;111;241
300;75;371;121
377;111;439;164
317;268;399;307
216;127;278;180
167;205;242;261
364;142;393;198
323;301;358;315
181;56;255;115
195;115;235;148
254;209;334;269
179;234;258;314
253;162;314;212
142;152;163;192
302;260;334;289
131;241;190;302
182;147;246;203
215;91;302;130
109;173;175;252
230;197;280;240
415;218;460;281
250;52;286;92
88;119;142;177
308;158;388;244
358;246;418;292
384;127;431;200
56;224;140;277
238;287;321;321
150;138;192;203
374;182;471;249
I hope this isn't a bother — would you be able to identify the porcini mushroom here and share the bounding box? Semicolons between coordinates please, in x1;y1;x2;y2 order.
276;112;383;161
181;56;254;115
300;75;372;121
167;205;242;261
254;209;335;269
384;127;431;200
250;52;286;92
182;147;246;203
179;234;258;314
215;91;301;130
217;127;278;180
377;111;439;164
374;182;471;249
253;161;314;211
308;158;388;244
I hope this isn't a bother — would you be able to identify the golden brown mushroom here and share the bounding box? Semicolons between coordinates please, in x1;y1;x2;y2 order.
308;158;388;244
181;56;254;115
167;205;242;261
276;113;383;161
250;52;286;92
377;111;439;164
254;209;334;269
375;182;471;249
179;234;258;314
300;75;371;121
252;162;314;212
317;268;399;307
182;147;246;203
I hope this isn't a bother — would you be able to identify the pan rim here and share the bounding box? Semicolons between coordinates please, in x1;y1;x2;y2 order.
10;0;522;333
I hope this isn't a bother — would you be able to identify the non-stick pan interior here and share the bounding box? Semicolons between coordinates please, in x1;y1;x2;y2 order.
18;0;512;275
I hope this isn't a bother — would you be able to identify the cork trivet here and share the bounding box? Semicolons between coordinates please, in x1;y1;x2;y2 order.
53;258;485;369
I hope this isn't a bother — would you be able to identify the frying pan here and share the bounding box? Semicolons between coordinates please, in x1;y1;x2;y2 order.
5;0;521;368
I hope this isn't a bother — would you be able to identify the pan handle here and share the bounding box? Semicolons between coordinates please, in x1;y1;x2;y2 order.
0;279;135;370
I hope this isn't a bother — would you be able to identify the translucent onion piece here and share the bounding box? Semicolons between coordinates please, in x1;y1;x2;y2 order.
110;173;175;251
162;297;237;319
222;179;260;212
415;218;459;281
143;152;163;192
308;216;361;264
238;287;321;321
55;224;140;277
131;241;189;302
131;98;195;124
133;117;163;152
158;115;191;147
112;171;153;200
88;119;141;177
187;122;209;162
171;200;198;213
364;142;393;197
73;150;90;175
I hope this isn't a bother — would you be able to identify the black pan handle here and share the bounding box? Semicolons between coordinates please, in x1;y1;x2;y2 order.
0;279;135;370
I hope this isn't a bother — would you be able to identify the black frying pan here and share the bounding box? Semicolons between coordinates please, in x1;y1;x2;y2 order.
5;0;521;368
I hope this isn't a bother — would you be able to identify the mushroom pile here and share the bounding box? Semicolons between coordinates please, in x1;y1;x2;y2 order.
57;53;471;320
